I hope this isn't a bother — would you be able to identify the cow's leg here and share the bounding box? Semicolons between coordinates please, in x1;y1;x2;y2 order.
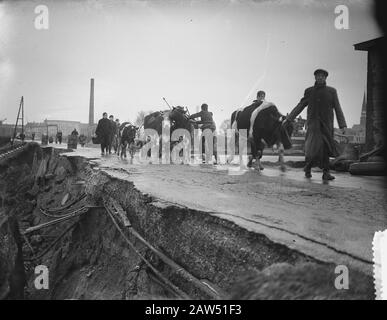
213;134;218;165
247;137;256;168
121;142;127;159
256;148;265;171
227;121;238;164
255;140;265;171
128;142;134;164
227;141;236;164
117;137;121;157
256;150;263;171
119;142;123;158
278;142;286;172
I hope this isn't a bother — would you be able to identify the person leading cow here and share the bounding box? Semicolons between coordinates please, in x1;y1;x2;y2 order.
230;91;292;170
190;103;218;164
284;69;347;181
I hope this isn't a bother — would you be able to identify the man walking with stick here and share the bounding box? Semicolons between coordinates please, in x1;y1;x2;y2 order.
284;69;347;181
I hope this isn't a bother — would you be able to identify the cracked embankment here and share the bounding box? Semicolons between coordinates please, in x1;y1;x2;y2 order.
65;152;375;299
0;144;376;299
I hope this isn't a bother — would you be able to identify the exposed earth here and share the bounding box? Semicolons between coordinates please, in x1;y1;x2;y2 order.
0;142;385;299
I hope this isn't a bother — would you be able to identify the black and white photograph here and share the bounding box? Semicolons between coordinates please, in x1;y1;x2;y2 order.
0;0;386;307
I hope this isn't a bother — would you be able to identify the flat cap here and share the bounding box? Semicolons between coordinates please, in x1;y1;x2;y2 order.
314;69;329;77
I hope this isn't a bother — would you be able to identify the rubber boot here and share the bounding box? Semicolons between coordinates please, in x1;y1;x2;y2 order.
322;170;335;181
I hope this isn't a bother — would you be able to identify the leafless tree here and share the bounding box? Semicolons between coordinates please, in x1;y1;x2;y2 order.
219;119;231;134
134;110;147;127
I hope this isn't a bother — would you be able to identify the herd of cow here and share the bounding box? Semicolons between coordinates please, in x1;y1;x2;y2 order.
123;100;294;170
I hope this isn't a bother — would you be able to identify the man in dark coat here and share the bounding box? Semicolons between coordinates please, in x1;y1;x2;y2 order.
56;131;63;144
114;118;120;155
285;69;347;180
96;112;113;156
190;103;217;132
190;103;218;164
107;115;116;154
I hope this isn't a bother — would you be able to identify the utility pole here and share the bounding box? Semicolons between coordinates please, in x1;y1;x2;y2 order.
89;78;94;126
12;96;24;145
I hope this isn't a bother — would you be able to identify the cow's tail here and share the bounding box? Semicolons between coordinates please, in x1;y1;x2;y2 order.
231;110;239;130
227;110;239;164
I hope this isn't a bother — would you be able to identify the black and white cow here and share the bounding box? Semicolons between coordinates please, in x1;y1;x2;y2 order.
229;100;293;171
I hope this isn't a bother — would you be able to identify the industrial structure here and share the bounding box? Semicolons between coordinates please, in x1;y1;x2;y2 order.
354;37;385;152
1;78;97;141
89;78;95;126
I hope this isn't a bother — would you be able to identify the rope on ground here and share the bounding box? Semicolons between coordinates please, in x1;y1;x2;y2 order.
24;221;78;262
147;271;183;298
105;196;222;300
39;206;85;219
40;193;87;213
104;201;191;300
39;205;102;218
22;233;35;255
23;206;89;235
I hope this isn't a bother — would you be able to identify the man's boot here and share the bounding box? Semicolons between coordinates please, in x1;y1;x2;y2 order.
322;170;335;181
304;166;312;178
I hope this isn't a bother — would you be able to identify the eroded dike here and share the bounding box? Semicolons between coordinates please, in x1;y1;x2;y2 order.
0;143;379;299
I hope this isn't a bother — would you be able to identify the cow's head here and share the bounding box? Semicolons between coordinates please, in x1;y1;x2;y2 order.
279;117;294;150
169;106;191;127
284;117;294;136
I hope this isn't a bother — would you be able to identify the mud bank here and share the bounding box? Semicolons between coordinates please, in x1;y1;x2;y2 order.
0;143;375;299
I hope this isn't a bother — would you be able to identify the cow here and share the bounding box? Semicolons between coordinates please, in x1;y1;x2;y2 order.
119;123;141;163
144;107;194;136
143;107;195;159
143;111;166;136
229;100;293;171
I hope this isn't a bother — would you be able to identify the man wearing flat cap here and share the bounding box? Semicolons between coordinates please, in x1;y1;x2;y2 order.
285;69;347;180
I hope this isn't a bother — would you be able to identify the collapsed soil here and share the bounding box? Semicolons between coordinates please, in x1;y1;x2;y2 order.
0;143;376;299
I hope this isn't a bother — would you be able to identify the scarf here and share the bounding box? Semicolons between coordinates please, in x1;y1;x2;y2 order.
314;81;327;88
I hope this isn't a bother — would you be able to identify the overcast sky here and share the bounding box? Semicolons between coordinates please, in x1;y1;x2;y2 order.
0;0;382;127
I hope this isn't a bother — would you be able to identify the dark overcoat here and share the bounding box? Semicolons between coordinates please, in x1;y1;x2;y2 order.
288;83;347;160
190;110;216;131
96;118;113;138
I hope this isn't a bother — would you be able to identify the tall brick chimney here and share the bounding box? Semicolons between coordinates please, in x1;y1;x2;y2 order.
89;78;94;126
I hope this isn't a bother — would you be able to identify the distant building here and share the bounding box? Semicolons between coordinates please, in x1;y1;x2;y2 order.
24;122;46;138
347;92;367;144
25;120;96;139
360;92;367;128
354;37;385;151
0;124;23;137
4;78;98;140
45;119;81;136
